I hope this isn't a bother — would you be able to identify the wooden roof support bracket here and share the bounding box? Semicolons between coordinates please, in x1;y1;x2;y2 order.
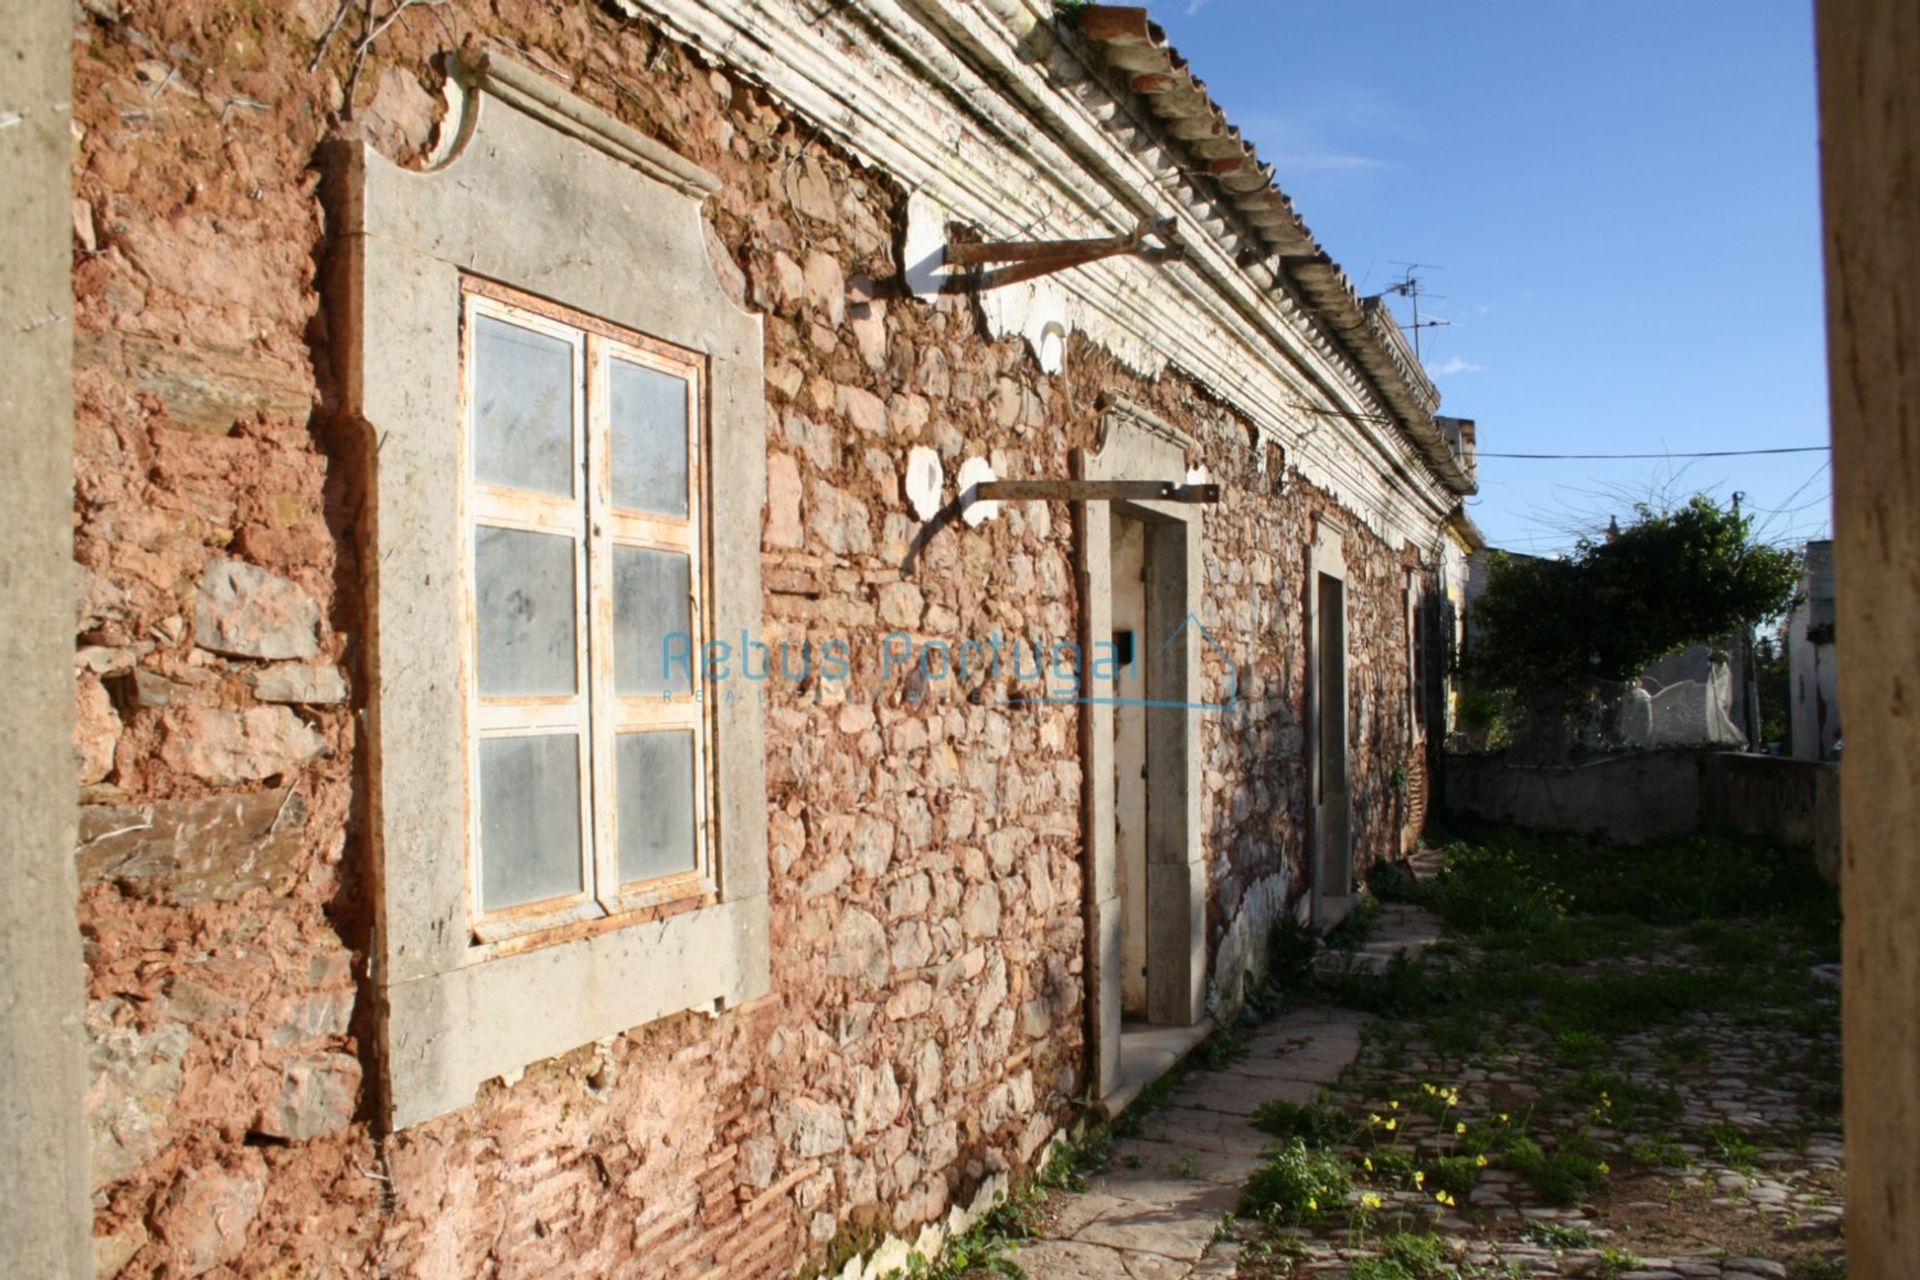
944;217;1186;291
972;479;1220;504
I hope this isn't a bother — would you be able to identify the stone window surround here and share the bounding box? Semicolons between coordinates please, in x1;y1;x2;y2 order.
1075;398;1207;1100
325;50;769;1130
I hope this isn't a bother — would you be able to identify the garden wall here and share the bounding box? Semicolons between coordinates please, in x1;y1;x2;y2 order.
1443;749;1840;878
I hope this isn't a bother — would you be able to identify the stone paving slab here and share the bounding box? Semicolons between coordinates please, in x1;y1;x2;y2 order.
1026;999;1382;1277
1012;1237;1190;1279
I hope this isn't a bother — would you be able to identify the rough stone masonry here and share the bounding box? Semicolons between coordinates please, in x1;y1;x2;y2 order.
64;1;1457;1276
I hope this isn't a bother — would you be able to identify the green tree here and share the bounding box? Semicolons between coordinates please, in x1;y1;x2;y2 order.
1466;496;1800;709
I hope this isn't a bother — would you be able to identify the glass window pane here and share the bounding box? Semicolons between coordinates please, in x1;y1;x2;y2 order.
617;731;698;883
473;314;574;496
609;359;689;516
475;526;577;697
479;733;584;910
613;545;692;696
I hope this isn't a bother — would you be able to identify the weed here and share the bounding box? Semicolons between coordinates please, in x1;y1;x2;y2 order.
1704;1121;1760;1170
1370;858;1433;906
1267;915;1321;995
1364;1145;1417;1180
1326;894;1383;951
1790;1257;1846;1280
1552;1028;1608;1067
1321;949;1439;1016
1036;1124;1112;1191
1594;1245;1643;1280
1170;1154;1198;1179
895;1185;1037;1279
1250;1097;1357;1147
1193;1027;1248;1071
1238;1138;1353;1225
1564;1069;1683;1133
1626;1134;1694;1169
1350;1232;1454;1280
1521;1220;1593;1250
1504;1137;1605;1206
1427;1154;1483;1198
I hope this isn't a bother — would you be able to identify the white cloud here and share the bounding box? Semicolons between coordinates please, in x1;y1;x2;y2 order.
1428;357;1487;377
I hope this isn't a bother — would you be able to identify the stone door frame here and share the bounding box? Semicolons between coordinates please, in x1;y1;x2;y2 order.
1307;517;1353;927
1075;398;1206;1101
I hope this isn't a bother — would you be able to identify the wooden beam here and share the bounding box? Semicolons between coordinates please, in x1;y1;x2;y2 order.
972;480;1220;504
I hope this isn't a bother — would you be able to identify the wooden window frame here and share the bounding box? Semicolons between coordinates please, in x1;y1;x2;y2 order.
459;278;718;947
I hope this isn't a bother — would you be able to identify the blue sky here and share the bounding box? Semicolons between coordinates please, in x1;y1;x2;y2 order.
1140;0;1831;555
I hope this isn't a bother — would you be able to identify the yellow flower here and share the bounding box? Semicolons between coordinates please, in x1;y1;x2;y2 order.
1475;1155;1488;1168
1455;1122;1467;1136
1364;1157;1374;1172
1435;1191;1456;1207
1385;1118;1398;1132
1390;1100;1401;1110
1498;1112;1510;1124
1597;1161;1611;1176
1306;1197;1318;1212
1361;1192;1383;1210
1413;1170;1425;1186
1369;1113;1382;1127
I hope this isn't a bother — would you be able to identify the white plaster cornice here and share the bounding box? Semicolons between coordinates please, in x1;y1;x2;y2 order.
614;0;1457;548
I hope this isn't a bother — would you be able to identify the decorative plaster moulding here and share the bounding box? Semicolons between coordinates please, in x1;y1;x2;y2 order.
620;0;1458;552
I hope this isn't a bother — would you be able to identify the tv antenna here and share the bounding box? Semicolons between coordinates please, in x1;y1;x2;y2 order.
1378;262;1450;362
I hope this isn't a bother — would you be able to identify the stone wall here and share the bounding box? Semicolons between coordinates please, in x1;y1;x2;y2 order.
1444;749;1839;869
67;2;1433;1275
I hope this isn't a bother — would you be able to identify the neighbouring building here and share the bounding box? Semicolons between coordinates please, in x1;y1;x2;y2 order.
48;2;1478;1275
1790;539;1841;761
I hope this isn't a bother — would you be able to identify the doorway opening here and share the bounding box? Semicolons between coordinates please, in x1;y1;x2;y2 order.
1112;512;1150;1018
1076;399;1208;1112
1308;522;1354;929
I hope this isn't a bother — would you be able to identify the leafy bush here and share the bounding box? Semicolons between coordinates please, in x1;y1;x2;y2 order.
1238;1138;1352;1224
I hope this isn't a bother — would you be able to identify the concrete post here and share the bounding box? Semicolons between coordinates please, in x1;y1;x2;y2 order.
1815;1;1920;1274
0;0;93;1274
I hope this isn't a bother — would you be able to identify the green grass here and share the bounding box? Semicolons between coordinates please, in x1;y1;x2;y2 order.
1238;824;1840;1262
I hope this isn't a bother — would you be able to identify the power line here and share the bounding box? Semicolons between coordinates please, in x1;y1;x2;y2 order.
1478;445;1829;460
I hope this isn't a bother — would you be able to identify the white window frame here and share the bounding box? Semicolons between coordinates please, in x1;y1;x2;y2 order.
459;284;717;946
